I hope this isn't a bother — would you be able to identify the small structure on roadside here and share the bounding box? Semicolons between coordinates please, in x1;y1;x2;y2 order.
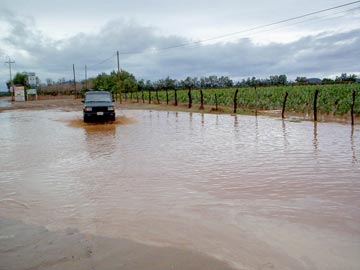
13;86;25;101
27;89;38;100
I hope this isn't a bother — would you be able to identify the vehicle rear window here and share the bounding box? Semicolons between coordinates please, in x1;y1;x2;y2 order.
85;93;112;102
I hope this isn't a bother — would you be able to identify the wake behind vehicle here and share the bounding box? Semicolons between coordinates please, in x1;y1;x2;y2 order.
82;91;115;122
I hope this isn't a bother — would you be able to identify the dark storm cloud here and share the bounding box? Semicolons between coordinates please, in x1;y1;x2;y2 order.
130;30;360;80
1;10;359;86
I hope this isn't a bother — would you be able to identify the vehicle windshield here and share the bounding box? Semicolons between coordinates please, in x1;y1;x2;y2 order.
85;93;112;102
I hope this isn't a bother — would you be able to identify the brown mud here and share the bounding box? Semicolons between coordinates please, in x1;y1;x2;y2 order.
66;116;137;129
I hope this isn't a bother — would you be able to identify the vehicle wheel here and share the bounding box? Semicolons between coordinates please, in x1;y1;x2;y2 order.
110;115;116;121
83;115;89;123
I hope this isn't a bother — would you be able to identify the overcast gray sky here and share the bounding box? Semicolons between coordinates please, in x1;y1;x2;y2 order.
1;0;360;89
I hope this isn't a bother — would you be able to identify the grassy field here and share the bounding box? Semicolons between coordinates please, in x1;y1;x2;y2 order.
125;84;359;116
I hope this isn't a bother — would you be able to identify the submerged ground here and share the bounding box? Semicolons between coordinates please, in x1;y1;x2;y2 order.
1;97;359;269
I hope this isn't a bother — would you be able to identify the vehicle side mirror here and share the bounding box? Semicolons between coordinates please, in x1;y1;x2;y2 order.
81;100;84;103
112;99;115;102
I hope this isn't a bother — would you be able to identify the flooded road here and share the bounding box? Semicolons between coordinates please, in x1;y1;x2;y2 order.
1;109;360;269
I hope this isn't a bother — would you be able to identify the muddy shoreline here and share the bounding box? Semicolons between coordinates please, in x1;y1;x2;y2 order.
0;96;356;124
0;218;235;270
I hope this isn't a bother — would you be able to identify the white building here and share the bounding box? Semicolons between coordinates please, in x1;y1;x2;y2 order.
23;72;37;86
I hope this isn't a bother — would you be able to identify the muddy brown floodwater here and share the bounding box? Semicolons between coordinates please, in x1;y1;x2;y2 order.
1;108;360;270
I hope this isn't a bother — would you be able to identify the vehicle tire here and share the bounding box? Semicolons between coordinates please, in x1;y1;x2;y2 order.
83;115;89;123
110;115;116;121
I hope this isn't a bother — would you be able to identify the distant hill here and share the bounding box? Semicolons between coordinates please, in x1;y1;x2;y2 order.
307;78;322;84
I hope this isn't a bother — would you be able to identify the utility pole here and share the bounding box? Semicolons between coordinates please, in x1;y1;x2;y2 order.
73;64;77;98
117;50;122;103
85;65;88;91
5;58;15;101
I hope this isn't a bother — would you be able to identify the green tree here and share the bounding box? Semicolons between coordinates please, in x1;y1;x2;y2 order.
296;77;308;83
137;79;145;91
165;76;176;90
7;73;30;89
93;72;116;92
123;78;137;93
335;73;357;83
322;78;334;84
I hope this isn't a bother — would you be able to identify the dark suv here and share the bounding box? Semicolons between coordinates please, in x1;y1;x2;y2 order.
82;91;115;122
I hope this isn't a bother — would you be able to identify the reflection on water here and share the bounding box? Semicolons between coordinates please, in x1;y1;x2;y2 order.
83;123;116;159
281;119;289;149
313;122;318;156
0;97;11;107
351;126;357;164
1;109;360;269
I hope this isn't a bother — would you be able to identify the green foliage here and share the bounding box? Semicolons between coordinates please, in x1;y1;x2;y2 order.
89;70;358;116
335;73;357;83
93;72;116;91
123;78;137;92
92;70;137;93
127;84;360;115
7;73;30;89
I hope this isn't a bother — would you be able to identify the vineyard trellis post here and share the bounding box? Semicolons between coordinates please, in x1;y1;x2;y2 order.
351;89;356;126
188;88;192;108
254;86;258;116
282;92;288;119
233;88;239;113
174;89;178;106
156;88;160;104
200;89;204;110
215;93;218;111
314;89;319;122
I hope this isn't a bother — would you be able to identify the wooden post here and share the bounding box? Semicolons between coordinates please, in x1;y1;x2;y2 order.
188;87;192;108
254;86;258;115
85;65;88;91
72;64;77;98
174;89;178;106
351;90;356;126
233;88;239;113
117;51;122;104
5;58;15;101
166;88;169;105
314;89;319;122
156;88;160;104
215;93;218;111
200;89;204;110
148;89;151;104
282;92;289;119
141;89;144;103
136;91;139;103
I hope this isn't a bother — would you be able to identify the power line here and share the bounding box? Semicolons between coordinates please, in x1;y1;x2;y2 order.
87;53;117;68
185;6;360;47
5;57;15;101
71;1;360;73
118;0;360;55
136;6;360;56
